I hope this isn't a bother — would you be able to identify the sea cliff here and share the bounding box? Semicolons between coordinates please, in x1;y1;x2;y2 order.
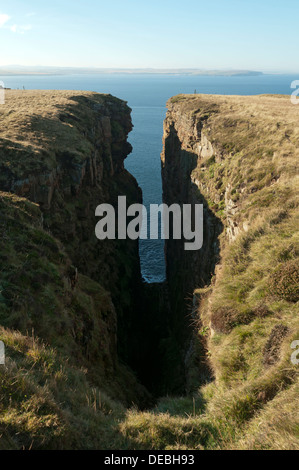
123;93;298;449
0;91;149;424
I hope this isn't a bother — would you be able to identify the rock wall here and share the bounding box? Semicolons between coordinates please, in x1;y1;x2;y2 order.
0;90;147;404
161;107;223;296
161;93;299;392
161;98;223;391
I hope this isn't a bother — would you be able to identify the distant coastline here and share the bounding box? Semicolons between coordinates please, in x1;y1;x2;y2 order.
0;66;264;77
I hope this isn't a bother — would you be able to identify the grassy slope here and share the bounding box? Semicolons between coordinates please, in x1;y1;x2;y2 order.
0;191;147;449
120;95;299;450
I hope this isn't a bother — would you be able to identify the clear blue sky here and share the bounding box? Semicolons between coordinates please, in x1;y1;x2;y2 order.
0;0;298;72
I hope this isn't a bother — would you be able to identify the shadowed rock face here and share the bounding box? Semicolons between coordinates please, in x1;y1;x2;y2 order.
161;101;223;393
161;93;299;394
0;90;150;405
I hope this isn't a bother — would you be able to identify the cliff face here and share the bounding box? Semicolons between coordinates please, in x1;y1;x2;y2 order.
161;93;299;400
0;91;132;204
0;90;147;405
161;99;223;391
161;105;223;296
0;91;139;293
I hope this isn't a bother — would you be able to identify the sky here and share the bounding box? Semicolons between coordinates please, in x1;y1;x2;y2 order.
0;0;298;72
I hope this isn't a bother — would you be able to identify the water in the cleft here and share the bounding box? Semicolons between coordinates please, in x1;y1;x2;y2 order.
125;106;167;283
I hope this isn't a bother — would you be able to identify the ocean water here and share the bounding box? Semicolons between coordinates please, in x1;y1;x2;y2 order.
2;73;298;282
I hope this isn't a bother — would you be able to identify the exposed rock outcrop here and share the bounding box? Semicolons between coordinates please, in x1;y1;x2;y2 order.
0;90;147;404
161;93;299;392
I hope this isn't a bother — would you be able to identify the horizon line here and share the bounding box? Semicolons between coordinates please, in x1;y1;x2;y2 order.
0;66;298;76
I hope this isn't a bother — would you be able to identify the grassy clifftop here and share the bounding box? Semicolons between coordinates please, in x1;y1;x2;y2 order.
0;90;131;188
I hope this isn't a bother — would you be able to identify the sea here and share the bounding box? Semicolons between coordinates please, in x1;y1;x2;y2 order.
2;73;298;282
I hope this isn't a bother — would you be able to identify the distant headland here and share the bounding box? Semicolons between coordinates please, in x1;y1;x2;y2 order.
0;65;264;77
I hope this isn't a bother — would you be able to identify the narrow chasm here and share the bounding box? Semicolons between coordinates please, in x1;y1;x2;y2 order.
124;120;223;401
126;197;222;400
